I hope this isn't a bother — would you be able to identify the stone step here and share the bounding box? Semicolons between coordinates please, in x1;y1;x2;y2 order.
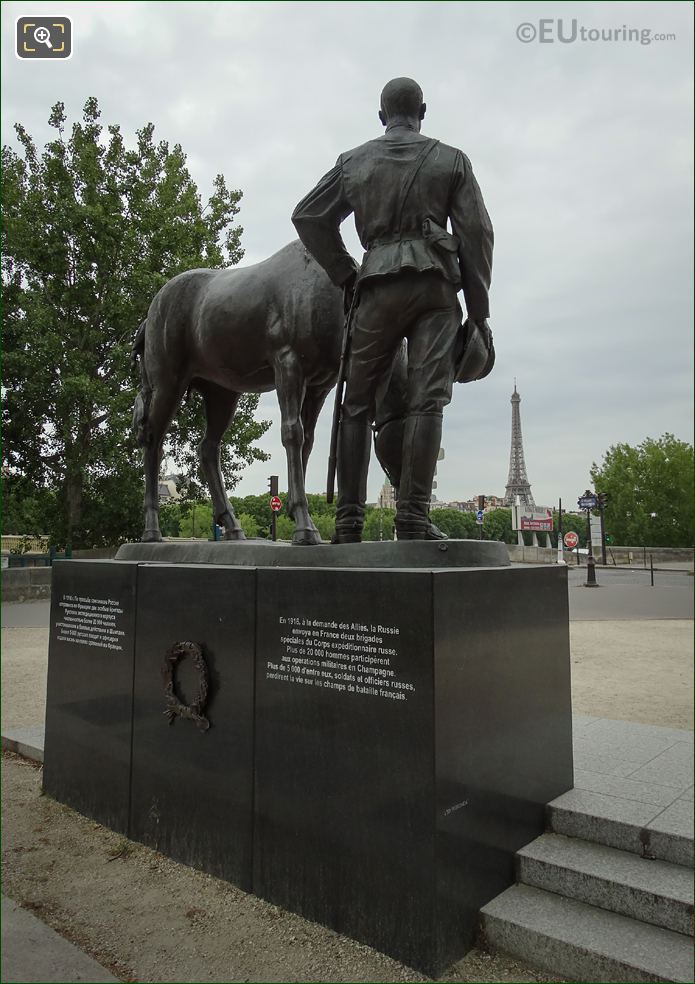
517;833;693;936
547;789;693;866
481;883;694;984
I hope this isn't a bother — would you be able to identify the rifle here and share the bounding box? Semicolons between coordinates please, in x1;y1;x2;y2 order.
326;285;359;503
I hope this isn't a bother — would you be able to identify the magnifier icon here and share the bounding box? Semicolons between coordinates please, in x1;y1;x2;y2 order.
34;26;53;48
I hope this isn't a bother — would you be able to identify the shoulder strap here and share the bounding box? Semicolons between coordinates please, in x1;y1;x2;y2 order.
396;138;440;235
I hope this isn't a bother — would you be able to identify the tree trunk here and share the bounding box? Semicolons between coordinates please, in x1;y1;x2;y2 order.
65;467;83;550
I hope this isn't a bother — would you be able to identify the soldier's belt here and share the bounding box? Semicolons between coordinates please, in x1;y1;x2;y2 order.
366;236;423;250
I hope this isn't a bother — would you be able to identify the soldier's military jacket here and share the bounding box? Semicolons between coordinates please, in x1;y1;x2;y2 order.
292;124;493;322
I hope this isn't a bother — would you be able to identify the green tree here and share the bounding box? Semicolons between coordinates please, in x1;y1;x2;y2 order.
429;508;478;539
590;435;693;547
275;514;295;541
314;511;336;542
2;97;268;549
237;512;260;539
158;502;182;538
483;508;514;543
1;475;56;535
178;500;214;538
363;507;395;541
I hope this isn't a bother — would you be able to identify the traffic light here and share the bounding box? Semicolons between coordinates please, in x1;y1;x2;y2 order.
268;475;279;496
477;494;486;511
597;491;609;508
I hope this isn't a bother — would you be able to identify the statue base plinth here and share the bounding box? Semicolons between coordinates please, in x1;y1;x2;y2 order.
44;557;572;975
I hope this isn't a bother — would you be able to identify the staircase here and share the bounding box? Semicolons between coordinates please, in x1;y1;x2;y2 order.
481;789;694;983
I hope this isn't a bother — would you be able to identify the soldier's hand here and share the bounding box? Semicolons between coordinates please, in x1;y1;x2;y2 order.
477;319;493;349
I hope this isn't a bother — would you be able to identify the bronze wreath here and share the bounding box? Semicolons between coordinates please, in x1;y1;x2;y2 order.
162;641;210;732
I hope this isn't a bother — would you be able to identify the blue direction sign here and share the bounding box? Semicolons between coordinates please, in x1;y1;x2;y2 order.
476;509;484;524
578;494;598;510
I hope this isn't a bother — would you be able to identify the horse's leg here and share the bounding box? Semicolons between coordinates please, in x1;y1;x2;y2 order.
301;385;331;476
198;382;246;541
274;348;321;546
141;383;187;542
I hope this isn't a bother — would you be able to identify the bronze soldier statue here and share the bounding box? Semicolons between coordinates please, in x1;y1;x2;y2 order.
293;77;493;542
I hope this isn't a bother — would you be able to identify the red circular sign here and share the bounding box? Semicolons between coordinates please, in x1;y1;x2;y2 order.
564;531;579;549
270;495;282;512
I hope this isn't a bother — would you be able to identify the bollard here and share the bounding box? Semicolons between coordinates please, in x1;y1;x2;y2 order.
585;553;599;587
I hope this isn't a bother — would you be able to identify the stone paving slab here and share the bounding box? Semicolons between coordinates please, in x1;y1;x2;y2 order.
576;715;693;747
481;883;694;983
572;768;684;808
517;832;694;935
2;725;44;763
547;716;695;866
628;742;694;788
1;895;117;983
647;799;694;839
573;716;693;793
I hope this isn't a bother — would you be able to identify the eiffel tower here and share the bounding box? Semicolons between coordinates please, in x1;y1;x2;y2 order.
503;381;535;509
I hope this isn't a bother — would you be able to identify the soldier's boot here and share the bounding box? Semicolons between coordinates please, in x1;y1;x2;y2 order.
332;420;372;544
375;417;448;541
395;413;443;540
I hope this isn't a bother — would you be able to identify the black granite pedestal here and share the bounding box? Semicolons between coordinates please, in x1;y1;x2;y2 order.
129;564;255;889
253;566;573;975
44;550;573;975
43;560;138;833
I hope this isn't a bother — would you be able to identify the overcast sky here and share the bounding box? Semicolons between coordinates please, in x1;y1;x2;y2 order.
3;0;693;509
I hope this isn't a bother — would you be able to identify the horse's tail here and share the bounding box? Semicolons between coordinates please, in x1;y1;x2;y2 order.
131;319;152;447
131;319;146;365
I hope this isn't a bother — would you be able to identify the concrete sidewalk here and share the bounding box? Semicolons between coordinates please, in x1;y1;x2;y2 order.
1;895;117;983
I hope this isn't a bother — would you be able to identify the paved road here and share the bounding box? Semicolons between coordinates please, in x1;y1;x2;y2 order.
2;565;692;626
567;565;693;621
566;566;692;586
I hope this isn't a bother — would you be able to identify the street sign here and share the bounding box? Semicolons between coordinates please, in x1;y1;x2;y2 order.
476;509;484;524
578;494;598;510
270;495;282;512
564;531;579;550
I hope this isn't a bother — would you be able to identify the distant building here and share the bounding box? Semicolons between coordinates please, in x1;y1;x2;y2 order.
483;494;506;511
443;495;506;513
158;476;181;503
378;482;396;509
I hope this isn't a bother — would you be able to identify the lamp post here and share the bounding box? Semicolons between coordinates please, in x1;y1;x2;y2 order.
556;497;565;565
578;490;599;587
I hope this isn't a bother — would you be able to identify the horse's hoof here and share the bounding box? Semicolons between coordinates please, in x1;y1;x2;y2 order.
141;530;163;543
292;529;322;546
223;529;247;541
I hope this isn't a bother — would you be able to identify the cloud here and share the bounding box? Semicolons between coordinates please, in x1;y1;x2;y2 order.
3;0;692;508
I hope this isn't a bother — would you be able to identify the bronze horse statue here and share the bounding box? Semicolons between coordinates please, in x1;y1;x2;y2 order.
132;241;343;546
